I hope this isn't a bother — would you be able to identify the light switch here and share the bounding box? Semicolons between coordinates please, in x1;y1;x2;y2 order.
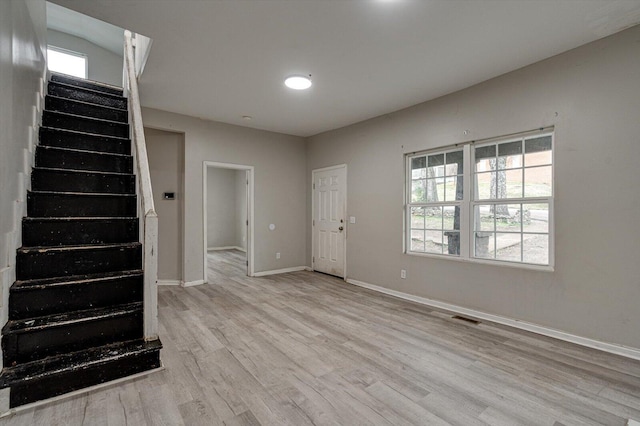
349;216;356;224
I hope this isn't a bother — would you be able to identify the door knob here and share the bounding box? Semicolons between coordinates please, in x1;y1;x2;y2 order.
338;226;344;231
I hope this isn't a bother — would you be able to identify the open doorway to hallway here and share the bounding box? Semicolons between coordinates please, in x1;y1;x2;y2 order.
203;162;254;280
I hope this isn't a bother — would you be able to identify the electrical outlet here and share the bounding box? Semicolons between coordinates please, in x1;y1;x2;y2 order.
400;269;406;279
276;252;281;259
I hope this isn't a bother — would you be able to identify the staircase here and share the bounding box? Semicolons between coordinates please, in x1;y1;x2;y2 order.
0;73;161;408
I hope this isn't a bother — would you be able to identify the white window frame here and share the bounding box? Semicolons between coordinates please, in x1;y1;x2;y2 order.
47;45;88;79
405;128;554;271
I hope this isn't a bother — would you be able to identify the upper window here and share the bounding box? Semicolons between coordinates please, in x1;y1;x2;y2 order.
47;46;87;79
406;130;554;269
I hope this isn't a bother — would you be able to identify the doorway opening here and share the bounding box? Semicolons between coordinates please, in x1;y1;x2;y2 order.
203;162;254;281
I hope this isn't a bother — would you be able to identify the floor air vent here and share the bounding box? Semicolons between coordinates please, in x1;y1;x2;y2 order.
452;315;480;325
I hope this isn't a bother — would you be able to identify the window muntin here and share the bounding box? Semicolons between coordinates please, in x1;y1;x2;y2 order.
406;130;553;268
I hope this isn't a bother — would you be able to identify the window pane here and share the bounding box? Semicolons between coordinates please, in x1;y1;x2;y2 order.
425;230;443;254
498;141;522;169
496;233;522;262
495;204;521;232
474;205;494;231
411;230;425;252
498;140;522;156
475;145;496;162
525;136;552;153
411;207;425;228
426;178;444;202
502;169;523;198
425;206;443;230
525;150;552;167
524;166;552;197
427;154;444;178
411;179;426;202
445;150;463;175
47;48;87;78
475;172;495;199
474;232;494;259
411;156;426;170
442;206;460;231
444;175;463;201
444;231;460;255
522;203;549;233
411;156;426;179
523;234;549;265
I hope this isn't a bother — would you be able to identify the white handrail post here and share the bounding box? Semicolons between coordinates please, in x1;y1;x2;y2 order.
123;30;159;341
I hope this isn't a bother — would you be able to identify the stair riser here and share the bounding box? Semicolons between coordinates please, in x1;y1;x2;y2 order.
22;219;138;247
8;349;159;407
36;147;133;174
43;111;129;138
40;127;130;155
2;311;143;365
32;169;135;194
27;192;137;218
17;245;142;280
9;275;143;320
51;74;123;96
48;83;127;109
46;96;127;123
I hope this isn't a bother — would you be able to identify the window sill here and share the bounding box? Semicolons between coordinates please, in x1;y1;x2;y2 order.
405;250;554;272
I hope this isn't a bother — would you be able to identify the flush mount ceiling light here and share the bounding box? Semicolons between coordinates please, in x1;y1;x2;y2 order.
284;75;312;90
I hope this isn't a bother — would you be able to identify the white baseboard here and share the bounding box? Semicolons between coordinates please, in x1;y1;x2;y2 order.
253;266;311;277
157;280;181;286
207;246;246;252
346;278;640;361
182;279;206;287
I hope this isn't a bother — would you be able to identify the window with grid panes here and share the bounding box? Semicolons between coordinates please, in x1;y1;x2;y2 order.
406;129;553;268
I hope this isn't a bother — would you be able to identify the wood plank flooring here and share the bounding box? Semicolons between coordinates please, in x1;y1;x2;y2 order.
2;249;640;425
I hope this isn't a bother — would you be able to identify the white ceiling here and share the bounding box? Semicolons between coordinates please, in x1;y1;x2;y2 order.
50;0;640;137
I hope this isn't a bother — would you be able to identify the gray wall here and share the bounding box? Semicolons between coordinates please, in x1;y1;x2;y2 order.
146;127;185;282
206;167;238;249
307;25;640;350
47;29;122;87
142;107;307;283
0;0;47;366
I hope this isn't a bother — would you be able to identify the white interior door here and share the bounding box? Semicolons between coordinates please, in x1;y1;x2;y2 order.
313;165;346;277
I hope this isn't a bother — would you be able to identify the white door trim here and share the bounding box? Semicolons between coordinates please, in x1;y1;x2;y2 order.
203;161;255;280
311;164;347;279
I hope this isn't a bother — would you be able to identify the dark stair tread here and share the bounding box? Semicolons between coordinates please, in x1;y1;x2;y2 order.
18;242;141;254
43;110;129;127
2;302;143;335
11;269;143;290
51;73;123;96
49;80;127;101
37;144;132;160
43;110;130;139
33;166;134;177
23;216;137;222
40;126;129;142
29;190;137;197
46;89;127;109
0;338;161;387
46;94;128;112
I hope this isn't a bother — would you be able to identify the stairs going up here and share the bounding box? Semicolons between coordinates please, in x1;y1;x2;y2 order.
0;73;161;409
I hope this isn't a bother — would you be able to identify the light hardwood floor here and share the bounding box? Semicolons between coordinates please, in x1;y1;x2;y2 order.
2;249;640;425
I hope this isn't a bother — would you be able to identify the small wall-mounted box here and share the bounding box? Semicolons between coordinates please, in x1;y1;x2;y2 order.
163;192;175;200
